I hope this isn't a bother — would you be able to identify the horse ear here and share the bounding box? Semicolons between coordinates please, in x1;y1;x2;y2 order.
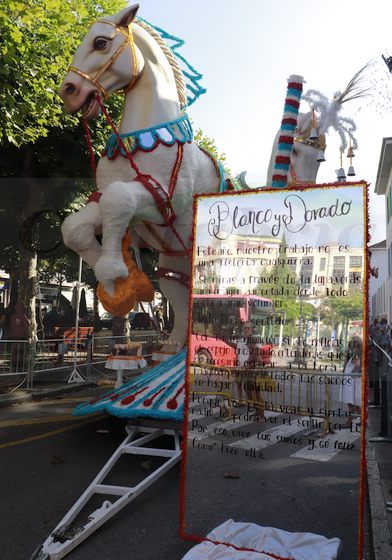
116;3;140;28
295;111;312;137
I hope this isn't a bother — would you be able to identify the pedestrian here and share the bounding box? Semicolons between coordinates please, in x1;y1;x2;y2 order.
0;301;5;340
44;306;59;336
61;304;75;327
156;309;164;331
235;321;266;422
379;318;390;351
369;318;380;344
340;336;362;429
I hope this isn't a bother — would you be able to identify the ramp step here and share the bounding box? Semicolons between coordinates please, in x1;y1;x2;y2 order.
93;484;133;496
123;446;177;458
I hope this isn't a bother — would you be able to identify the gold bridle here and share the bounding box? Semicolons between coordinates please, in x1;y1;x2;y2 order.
293;136;326;151
68;19;139;102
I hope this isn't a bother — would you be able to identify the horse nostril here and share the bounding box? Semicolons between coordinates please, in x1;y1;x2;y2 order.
65;83;76;96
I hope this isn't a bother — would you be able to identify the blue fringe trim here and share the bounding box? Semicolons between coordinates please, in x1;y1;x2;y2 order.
136;17;206;107
102;114;193;159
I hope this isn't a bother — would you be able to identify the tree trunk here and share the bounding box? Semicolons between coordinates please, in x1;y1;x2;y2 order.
93;279;100;332
18;244;37;342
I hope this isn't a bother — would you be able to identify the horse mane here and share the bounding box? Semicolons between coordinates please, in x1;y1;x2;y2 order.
295;112;326;146
134;19;188;109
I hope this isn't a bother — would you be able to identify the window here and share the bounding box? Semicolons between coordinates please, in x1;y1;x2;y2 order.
332;256;345;282
319;258;326;272
349;256;362;267
299;257;314;286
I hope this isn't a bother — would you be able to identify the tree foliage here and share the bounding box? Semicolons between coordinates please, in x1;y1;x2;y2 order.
0;0;127;338
0;0;127;148
319;285;364;328
193;124;232;176
0;2;238;338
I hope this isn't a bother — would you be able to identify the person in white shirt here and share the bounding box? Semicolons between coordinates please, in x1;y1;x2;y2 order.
340;336;362;428
235;321;266;422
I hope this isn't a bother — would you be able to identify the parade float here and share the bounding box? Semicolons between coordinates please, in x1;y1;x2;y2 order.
31;4;371;559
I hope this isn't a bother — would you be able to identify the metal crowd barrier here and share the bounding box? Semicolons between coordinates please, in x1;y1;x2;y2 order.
132;333;162;361
0;339;30;377
369;341;392;441
190;362;362;434
90;335;121;368
33;337;90;372
0;332;164;391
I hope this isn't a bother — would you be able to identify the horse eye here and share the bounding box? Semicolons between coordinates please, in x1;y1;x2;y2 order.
292;148;297;157
94;38;108;50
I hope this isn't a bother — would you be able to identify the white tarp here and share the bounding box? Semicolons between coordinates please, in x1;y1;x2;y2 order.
181;520;341;560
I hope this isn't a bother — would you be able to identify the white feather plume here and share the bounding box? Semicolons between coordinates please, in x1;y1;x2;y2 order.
302;61;375;153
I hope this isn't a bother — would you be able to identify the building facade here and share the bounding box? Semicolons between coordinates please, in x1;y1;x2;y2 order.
374;137;392;323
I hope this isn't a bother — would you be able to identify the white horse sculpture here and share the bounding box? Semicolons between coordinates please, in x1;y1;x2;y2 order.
59;4;227;351
58;4;331;353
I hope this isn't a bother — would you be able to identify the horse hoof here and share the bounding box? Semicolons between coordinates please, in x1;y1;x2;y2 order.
97;275;137;316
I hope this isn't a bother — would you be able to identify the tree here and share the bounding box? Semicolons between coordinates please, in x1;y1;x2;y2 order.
0;3;236;339
319;285;364;333
193;124;233;176
0;0;127;339
226;287;241;295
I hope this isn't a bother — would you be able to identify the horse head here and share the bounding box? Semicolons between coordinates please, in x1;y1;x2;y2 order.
59;4;141;119
266;111;325;187
291;111;326;183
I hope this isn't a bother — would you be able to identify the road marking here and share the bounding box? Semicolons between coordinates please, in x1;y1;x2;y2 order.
290;429;361;462
0;414;107;449
0;413;100;428
188;411;281;440
19;397;98;406
228;416;304;450
188;408;360;463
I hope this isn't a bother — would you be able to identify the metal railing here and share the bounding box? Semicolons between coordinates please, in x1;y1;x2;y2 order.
189;361;362;433
0;332;165;391
0;340;30;377
369;341;392;441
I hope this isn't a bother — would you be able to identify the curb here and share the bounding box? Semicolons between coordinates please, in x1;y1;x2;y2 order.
367;448;392;559
0;381;95;410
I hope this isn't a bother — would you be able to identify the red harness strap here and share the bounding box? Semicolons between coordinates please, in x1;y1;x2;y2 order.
156;267;190;288
83;96;190;253
169;143;184;198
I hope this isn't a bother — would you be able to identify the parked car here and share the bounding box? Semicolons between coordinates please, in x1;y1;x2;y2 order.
83;309;94;326
99;312;113;330
128;312;137;324
131;312;152;330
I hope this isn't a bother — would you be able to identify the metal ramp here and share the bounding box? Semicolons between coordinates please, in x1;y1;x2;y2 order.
30;420;182;560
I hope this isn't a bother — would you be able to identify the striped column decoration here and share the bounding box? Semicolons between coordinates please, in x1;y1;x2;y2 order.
271;75;304;189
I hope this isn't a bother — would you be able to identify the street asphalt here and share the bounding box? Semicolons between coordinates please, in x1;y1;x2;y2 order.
0;375;391;559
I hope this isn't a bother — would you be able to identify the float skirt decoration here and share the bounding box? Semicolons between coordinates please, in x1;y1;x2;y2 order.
73;348;186;421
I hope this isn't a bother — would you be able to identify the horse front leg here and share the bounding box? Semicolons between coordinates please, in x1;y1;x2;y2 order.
61;202;103;269
158;254;191;349
94;181;161;297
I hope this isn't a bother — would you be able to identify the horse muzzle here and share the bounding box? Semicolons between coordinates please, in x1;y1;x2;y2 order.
59;75;103;118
